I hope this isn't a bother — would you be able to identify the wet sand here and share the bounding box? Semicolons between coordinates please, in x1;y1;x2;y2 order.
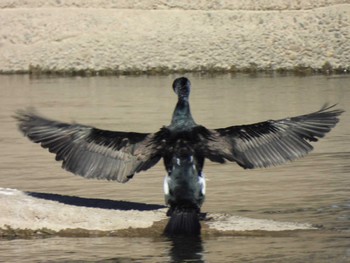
0;188;315;238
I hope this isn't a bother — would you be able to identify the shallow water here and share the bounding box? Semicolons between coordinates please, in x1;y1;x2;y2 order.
0;74;349;262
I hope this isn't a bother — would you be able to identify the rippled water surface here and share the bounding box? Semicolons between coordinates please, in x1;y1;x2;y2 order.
0;74;349;262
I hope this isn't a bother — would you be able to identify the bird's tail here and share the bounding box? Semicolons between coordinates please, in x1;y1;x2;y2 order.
164;208;201;236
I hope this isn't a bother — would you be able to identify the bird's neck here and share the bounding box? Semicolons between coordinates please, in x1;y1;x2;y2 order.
170;98;196;129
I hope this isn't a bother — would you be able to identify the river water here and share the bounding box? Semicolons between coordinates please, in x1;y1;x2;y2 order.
0;74;349;262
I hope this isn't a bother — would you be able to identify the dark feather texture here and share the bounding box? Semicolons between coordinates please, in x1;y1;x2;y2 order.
205;104;344;169
164;208;201;236
14;77;344;236
15;110;160;183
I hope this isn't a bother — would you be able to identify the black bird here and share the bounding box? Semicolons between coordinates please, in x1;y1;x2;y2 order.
15;77;343;236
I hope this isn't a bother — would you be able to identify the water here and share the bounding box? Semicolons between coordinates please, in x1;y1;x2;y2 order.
0;74;349;262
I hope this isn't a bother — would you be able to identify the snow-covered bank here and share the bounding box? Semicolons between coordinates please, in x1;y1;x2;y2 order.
0;188;315;238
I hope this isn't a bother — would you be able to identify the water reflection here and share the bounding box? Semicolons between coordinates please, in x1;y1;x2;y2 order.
0;74;349;262
168;236;204;263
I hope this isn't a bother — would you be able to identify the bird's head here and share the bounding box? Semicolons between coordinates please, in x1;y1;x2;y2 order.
173;77;191;99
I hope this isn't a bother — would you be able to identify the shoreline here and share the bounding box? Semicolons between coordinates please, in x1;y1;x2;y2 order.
0;188;316;239
1;1;349;75
1;62;348;77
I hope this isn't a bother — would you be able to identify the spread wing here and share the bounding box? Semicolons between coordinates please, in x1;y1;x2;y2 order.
205;104;344;169
15;110;161;183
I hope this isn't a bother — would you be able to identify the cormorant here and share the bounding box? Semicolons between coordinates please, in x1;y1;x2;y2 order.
15;77;343;236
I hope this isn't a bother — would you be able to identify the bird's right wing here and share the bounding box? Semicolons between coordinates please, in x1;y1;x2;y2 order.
15;110;161;183
203;104;343;169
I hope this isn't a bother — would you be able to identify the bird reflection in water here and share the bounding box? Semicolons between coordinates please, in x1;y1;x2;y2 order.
168;236;204;263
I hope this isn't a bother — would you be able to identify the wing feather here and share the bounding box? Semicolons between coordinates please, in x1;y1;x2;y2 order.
205;104;344;169
15;110;161;183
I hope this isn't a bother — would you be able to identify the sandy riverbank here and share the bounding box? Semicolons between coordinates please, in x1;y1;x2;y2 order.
0;188;315;238
0;0;349;74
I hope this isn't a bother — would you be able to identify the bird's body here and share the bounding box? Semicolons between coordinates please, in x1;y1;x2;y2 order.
15;77;343;236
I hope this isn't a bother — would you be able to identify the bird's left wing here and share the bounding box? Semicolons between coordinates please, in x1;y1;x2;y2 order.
203;104;344;169
15;110;161;183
